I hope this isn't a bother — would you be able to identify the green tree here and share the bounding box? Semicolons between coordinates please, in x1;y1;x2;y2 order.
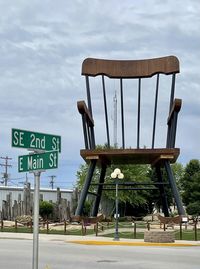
39;201;54;220
76;162;153;217
171;162;185;191
139;162;185;214
82;200;92;216
180;159;200;206
186;201;200;220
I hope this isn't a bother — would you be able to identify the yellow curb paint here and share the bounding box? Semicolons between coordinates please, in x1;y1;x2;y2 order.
68;240;200;247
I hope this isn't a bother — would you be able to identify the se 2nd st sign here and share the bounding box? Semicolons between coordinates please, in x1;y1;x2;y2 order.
12;128;61;152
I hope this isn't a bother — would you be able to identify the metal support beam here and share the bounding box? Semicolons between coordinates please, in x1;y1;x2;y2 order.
102;187;158;191
155;165;169;217
91;164;107;217
90;182;169;186
164;161;185;215
75;160;97;216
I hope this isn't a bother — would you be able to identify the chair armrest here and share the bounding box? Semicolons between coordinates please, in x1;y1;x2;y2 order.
77;100;94;127
167;98;182;124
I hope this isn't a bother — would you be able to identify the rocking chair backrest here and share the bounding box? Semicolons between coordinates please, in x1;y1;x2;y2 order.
79;56;180;150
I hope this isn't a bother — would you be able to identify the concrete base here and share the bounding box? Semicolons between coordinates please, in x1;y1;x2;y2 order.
144;231;175;243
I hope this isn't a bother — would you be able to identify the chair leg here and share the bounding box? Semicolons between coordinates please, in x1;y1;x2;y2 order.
91;163;107;217
75;160;97;216
155;165;170;217
164;161;185;216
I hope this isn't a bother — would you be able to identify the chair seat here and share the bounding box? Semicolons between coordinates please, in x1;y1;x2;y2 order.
80;148;180;166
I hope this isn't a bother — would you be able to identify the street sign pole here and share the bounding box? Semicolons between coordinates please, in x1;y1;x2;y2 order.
32;171;41;269
12;128;61;269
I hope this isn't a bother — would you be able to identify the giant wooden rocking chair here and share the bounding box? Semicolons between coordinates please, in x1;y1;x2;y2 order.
75;56;185;217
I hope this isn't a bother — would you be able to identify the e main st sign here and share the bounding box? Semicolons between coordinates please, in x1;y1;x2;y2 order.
18;151;58;172
12;128;61;152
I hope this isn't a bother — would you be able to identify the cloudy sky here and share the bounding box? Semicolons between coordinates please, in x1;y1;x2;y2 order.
0;0;200;189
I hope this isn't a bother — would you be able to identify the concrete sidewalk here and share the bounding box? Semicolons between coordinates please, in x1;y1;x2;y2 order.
0;232;200;247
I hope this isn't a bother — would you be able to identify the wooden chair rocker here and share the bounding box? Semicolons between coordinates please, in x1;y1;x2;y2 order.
75;56;185;218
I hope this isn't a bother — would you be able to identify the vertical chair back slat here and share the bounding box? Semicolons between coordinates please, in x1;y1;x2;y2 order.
167;111;178;148
90;126;95;149
171;112;178;148
77;100;95;150
169;74;176;112
120;78;125;149
87;123;92;149
85;76;93;117
166;73;176;149
152;74;160;149
82;114;89;149
85;76;95;149
137;78;141;149
166;98;181;148
167;116;173;148
102;75;110;148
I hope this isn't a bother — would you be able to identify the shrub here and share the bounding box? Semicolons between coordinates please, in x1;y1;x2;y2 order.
39;201;54;220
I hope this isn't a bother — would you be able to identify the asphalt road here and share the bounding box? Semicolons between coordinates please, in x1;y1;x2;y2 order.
0;238;199;269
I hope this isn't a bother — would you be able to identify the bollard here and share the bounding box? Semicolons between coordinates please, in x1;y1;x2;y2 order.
46;220;49;234
1;219;3;230
64;220;67;234
134;222;136;239
81;222;85;236
179;222;182;240
147;221;150;231
15;220;18;231
194;221;197;241
95;223;98;236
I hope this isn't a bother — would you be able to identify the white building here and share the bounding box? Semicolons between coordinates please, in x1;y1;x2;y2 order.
0;185;73;210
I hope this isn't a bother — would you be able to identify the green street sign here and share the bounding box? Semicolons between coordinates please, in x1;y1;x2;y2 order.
18;151;58;172
12;128;61;152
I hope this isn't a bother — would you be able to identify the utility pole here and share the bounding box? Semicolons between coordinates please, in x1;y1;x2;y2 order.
19;173;29;187
48;175;56;189
0;156;12;186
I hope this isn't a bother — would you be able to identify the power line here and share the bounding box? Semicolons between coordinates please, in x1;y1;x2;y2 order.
0;156;12;186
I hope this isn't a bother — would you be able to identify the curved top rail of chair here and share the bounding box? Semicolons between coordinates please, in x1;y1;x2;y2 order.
82;55;179;78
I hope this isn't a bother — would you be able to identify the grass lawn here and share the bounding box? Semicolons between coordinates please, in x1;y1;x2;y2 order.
103;231;144;239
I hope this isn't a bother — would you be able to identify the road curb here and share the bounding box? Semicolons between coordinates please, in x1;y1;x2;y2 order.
68;240;200;247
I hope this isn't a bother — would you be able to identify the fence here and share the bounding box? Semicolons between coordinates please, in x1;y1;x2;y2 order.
0;218;199;240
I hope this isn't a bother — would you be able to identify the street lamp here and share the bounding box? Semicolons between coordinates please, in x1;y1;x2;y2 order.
111;168;124;241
